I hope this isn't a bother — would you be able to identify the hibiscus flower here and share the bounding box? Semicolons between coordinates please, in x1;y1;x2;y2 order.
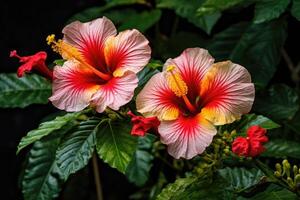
48;17;151;112
136;48;255;159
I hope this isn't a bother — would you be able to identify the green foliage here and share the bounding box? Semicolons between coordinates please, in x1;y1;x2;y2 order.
197;0;248;16
254;0;290;24
17;112;82;154
157;0;221;34
254;84;299;121
56;118;103;180
22;134;64;200
218;167;265;192
0;73;51;108
96;119;138;173
239;114;280;132
262;139;300;159
237;184;298;199
291;0;300;20
126;134;156;186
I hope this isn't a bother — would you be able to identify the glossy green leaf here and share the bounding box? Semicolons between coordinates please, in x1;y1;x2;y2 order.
254;84;299;121
126;134;156;186
253;0;290;24
17;112;82;154
22;134;64;200
239;114;280;132
218;167;265;192
157;0;221;34
291;0;300;20
237;184;298;199
197;0;247;16
0;73;51;108
96;120;138;173
262;139;300;159
56;118;103;180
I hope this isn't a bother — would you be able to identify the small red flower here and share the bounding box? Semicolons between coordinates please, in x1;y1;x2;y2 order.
232;126;268;157
10;50;53;80
128;111;160;136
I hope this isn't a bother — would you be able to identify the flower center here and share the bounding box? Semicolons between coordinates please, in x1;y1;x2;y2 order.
46;34;111;81
166;65;197;113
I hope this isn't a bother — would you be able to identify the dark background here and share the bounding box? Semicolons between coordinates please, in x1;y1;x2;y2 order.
1;0;300;199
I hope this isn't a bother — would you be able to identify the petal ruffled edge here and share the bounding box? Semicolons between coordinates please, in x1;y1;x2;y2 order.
91;72;138;112
49;60;100;112
200;61;255;125
104;29;151;77
158;114;217;159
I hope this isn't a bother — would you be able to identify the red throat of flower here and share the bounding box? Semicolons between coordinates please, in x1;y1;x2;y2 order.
10;50;53;80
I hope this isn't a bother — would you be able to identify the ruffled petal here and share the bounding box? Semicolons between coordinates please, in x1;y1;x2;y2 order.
200;61;255;125
158;114;216;159
104;29;151;76
49;60;101;112
136;72;182;121
164;48;214;99
91;72;138;112
62;17;117;72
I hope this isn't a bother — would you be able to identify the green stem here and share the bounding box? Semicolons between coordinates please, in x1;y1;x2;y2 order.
92;153;103;200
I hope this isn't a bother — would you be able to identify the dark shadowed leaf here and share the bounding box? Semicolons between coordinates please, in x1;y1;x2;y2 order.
0;73;51;108
96;119;138;173
197;0;248;16
126;134;156;186
291;0;300;20
262;139;300;159
22;134;64;200
253;0;290;24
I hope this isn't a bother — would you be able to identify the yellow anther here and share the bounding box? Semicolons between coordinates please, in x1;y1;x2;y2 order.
166;65;188;97
46;34;56;45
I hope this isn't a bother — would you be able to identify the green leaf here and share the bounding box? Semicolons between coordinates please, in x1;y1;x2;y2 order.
96;119;138;173
291;0;300;20
218;167;265;192
53;59;65;66
209;20;287;87
17;112;82;154
254;84;299;121
253;0;290;24
197;0;247;16
0;73;51;108
262;139;300;159
286;110;300;135
237;184;298;199
118;9;162;32
157;0;221;34
239;114;280;132
22;134;64;200
230;20;287;87
56;118;103;180
157;175;233;200
126;134;156;186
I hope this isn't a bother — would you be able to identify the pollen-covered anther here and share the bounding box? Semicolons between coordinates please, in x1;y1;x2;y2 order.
166;65;188;97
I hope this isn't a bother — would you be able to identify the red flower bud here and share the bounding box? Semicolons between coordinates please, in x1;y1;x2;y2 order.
10;50;53;80
232;125;268;157
128;111;160;136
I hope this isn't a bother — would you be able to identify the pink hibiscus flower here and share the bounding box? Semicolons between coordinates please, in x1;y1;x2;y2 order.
48;17;151;112
136;48;255;159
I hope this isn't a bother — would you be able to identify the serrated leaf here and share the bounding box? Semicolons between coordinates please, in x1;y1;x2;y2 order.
262;139;300;159
56;118;103;180
126;134;156;186
237;184;298;199
96;120;138;173
254;84;299;121
157;0;221;34
17;112;82;154
22;134;64;200
218;167;265;192
253;0;290;24
239;114;280;132
0;73;51;108
291;0;300;20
